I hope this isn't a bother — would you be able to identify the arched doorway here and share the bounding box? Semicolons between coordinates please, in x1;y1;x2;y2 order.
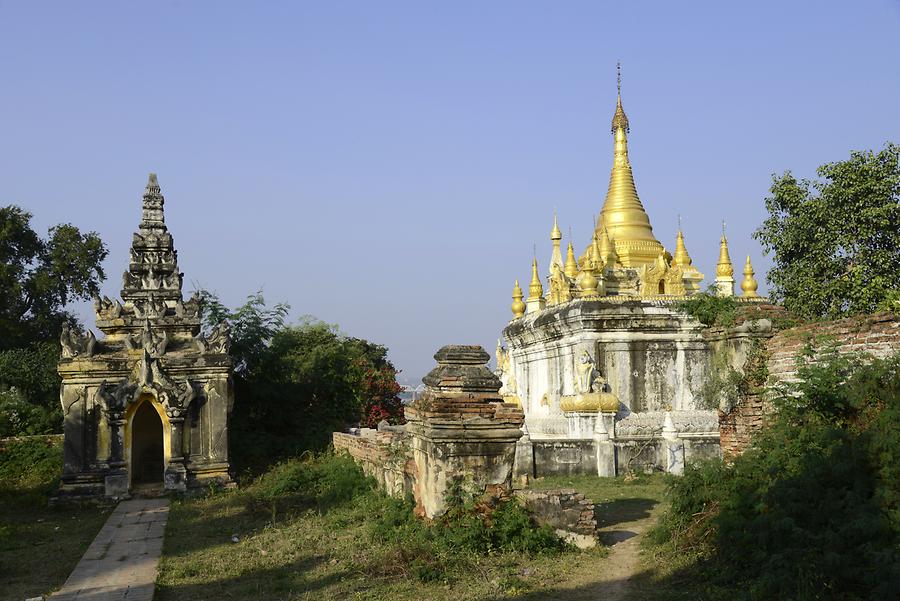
131;400;165;486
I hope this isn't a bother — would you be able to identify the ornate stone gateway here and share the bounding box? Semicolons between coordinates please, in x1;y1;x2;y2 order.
55;174;234;501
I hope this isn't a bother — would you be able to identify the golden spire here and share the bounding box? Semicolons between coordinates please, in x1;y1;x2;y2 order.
741;255;759;297
564;241;579;278
716;224;734;278
528;258;544;300
511;280;525;318
715;222;735;297
596;63;664;267
550;211;563;270
598;227;619;267
673;229;693;268
576;258;599;298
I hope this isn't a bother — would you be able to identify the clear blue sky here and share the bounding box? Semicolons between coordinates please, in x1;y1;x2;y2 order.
2;1;899;383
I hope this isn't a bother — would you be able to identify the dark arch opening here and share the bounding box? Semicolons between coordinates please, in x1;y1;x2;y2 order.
132;401;164;484
658;280;666;294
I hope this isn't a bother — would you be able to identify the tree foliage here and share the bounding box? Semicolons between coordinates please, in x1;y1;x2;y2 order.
754;143;900;318
0;205;108;349
199;291;403;473
0;205;107;436
653;351;900;600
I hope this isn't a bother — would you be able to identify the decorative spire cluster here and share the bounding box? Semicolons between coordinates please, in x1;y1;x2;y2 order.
121;174;184;305
506;66;765;319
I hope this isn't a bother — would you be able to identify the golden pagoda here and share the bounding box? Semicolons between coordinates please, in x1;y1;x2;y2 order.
594;64;665;267
741;255;759;297
715;224;736;297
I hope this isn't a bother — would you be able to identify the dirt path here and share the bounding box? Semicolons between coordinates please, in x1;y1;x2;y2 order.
523;497;661;601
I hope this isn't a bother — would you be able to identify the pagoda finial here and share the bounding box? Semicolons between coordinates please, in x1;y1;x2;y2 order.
526;258;546;313
140;172;166;230
528;258;543;300
741;255;759;297
611;62;629;133
565;241;579;279
617;60;622;96
715;223;735;297
674;229;693;268
511;280;526;319
550;211;564;271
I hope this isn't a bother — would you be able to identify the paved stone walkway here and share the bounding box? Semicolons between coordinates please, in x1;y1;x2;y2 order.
48;498;169;601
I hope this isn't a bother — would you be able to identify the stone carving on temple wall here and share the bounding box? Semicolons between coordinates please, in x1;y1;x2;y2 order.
194;322;230;355
60;323;97;358
560;350;620;412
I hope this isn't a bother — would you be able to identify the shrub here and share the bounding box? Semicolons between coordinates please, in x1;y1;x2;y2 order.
0;437;62;509
652;351;900;600
370;486;567;583
676;291;738;327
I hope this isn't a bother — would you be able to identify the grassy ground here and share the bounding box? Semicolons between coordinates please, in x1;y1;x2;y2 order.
157;463;672;601
0;438;111;600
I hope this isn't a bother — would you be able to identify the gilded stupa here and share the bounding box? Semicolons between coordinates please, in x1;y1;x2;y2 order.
512;64;709;315
496;65;770;480
594;65;665;267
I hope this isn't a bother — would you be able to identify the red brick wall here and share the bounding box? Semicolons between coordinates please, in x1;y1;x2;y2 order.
720;312;900;457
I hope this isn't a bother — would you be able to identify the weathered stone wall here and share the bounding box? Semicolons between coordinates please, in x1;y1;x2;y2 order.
766;312;900;385
332;429;416;498
513;488;597;548
718;392;771;458
718;312;900;456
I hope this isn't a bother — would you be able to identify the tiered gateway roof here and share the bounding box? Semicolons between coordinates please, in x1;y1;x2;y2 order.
509;66;762;318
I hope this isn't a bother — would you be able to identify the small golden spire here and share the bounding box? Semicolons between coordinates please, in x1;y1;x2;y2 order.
714;222;735;297
550;211;563;270
741;255;759;297
511;280;525;318
717;224;734;278
673;229;693;268
577;257;599;297
528;258;544;300
598;227;619;267
564;241;579;278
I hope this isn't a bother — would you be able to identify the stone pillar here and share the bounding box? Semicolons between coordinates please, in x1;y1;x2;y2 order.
513;424;534;486
593;411;616;477
405;345;525;518
104;412;129;498
165;413;188;491
661;410;684;475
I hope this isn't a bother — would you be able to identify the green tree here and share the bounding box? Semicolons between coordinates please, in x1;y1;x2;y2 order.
754;143;900;318
0;205;108;348
198;291;403;472
0;205;107;435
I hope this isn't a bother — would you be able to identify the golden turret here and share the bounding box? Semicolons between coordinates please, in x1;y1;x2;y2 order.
564;242;579;279
598;227;619;267
528;258;543;299
672;225;705;294
673;229;693;269
550;212;563;271
715;224;735;297
741;255;759;297
576;257;599;298
596;63;665;267
717;232;734;278
511;280;525;318
526;258;547;313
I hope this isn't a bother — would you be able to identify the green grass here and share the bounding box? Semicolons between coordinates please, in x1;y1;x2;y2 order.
157;455;616;601
0;437;111;599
